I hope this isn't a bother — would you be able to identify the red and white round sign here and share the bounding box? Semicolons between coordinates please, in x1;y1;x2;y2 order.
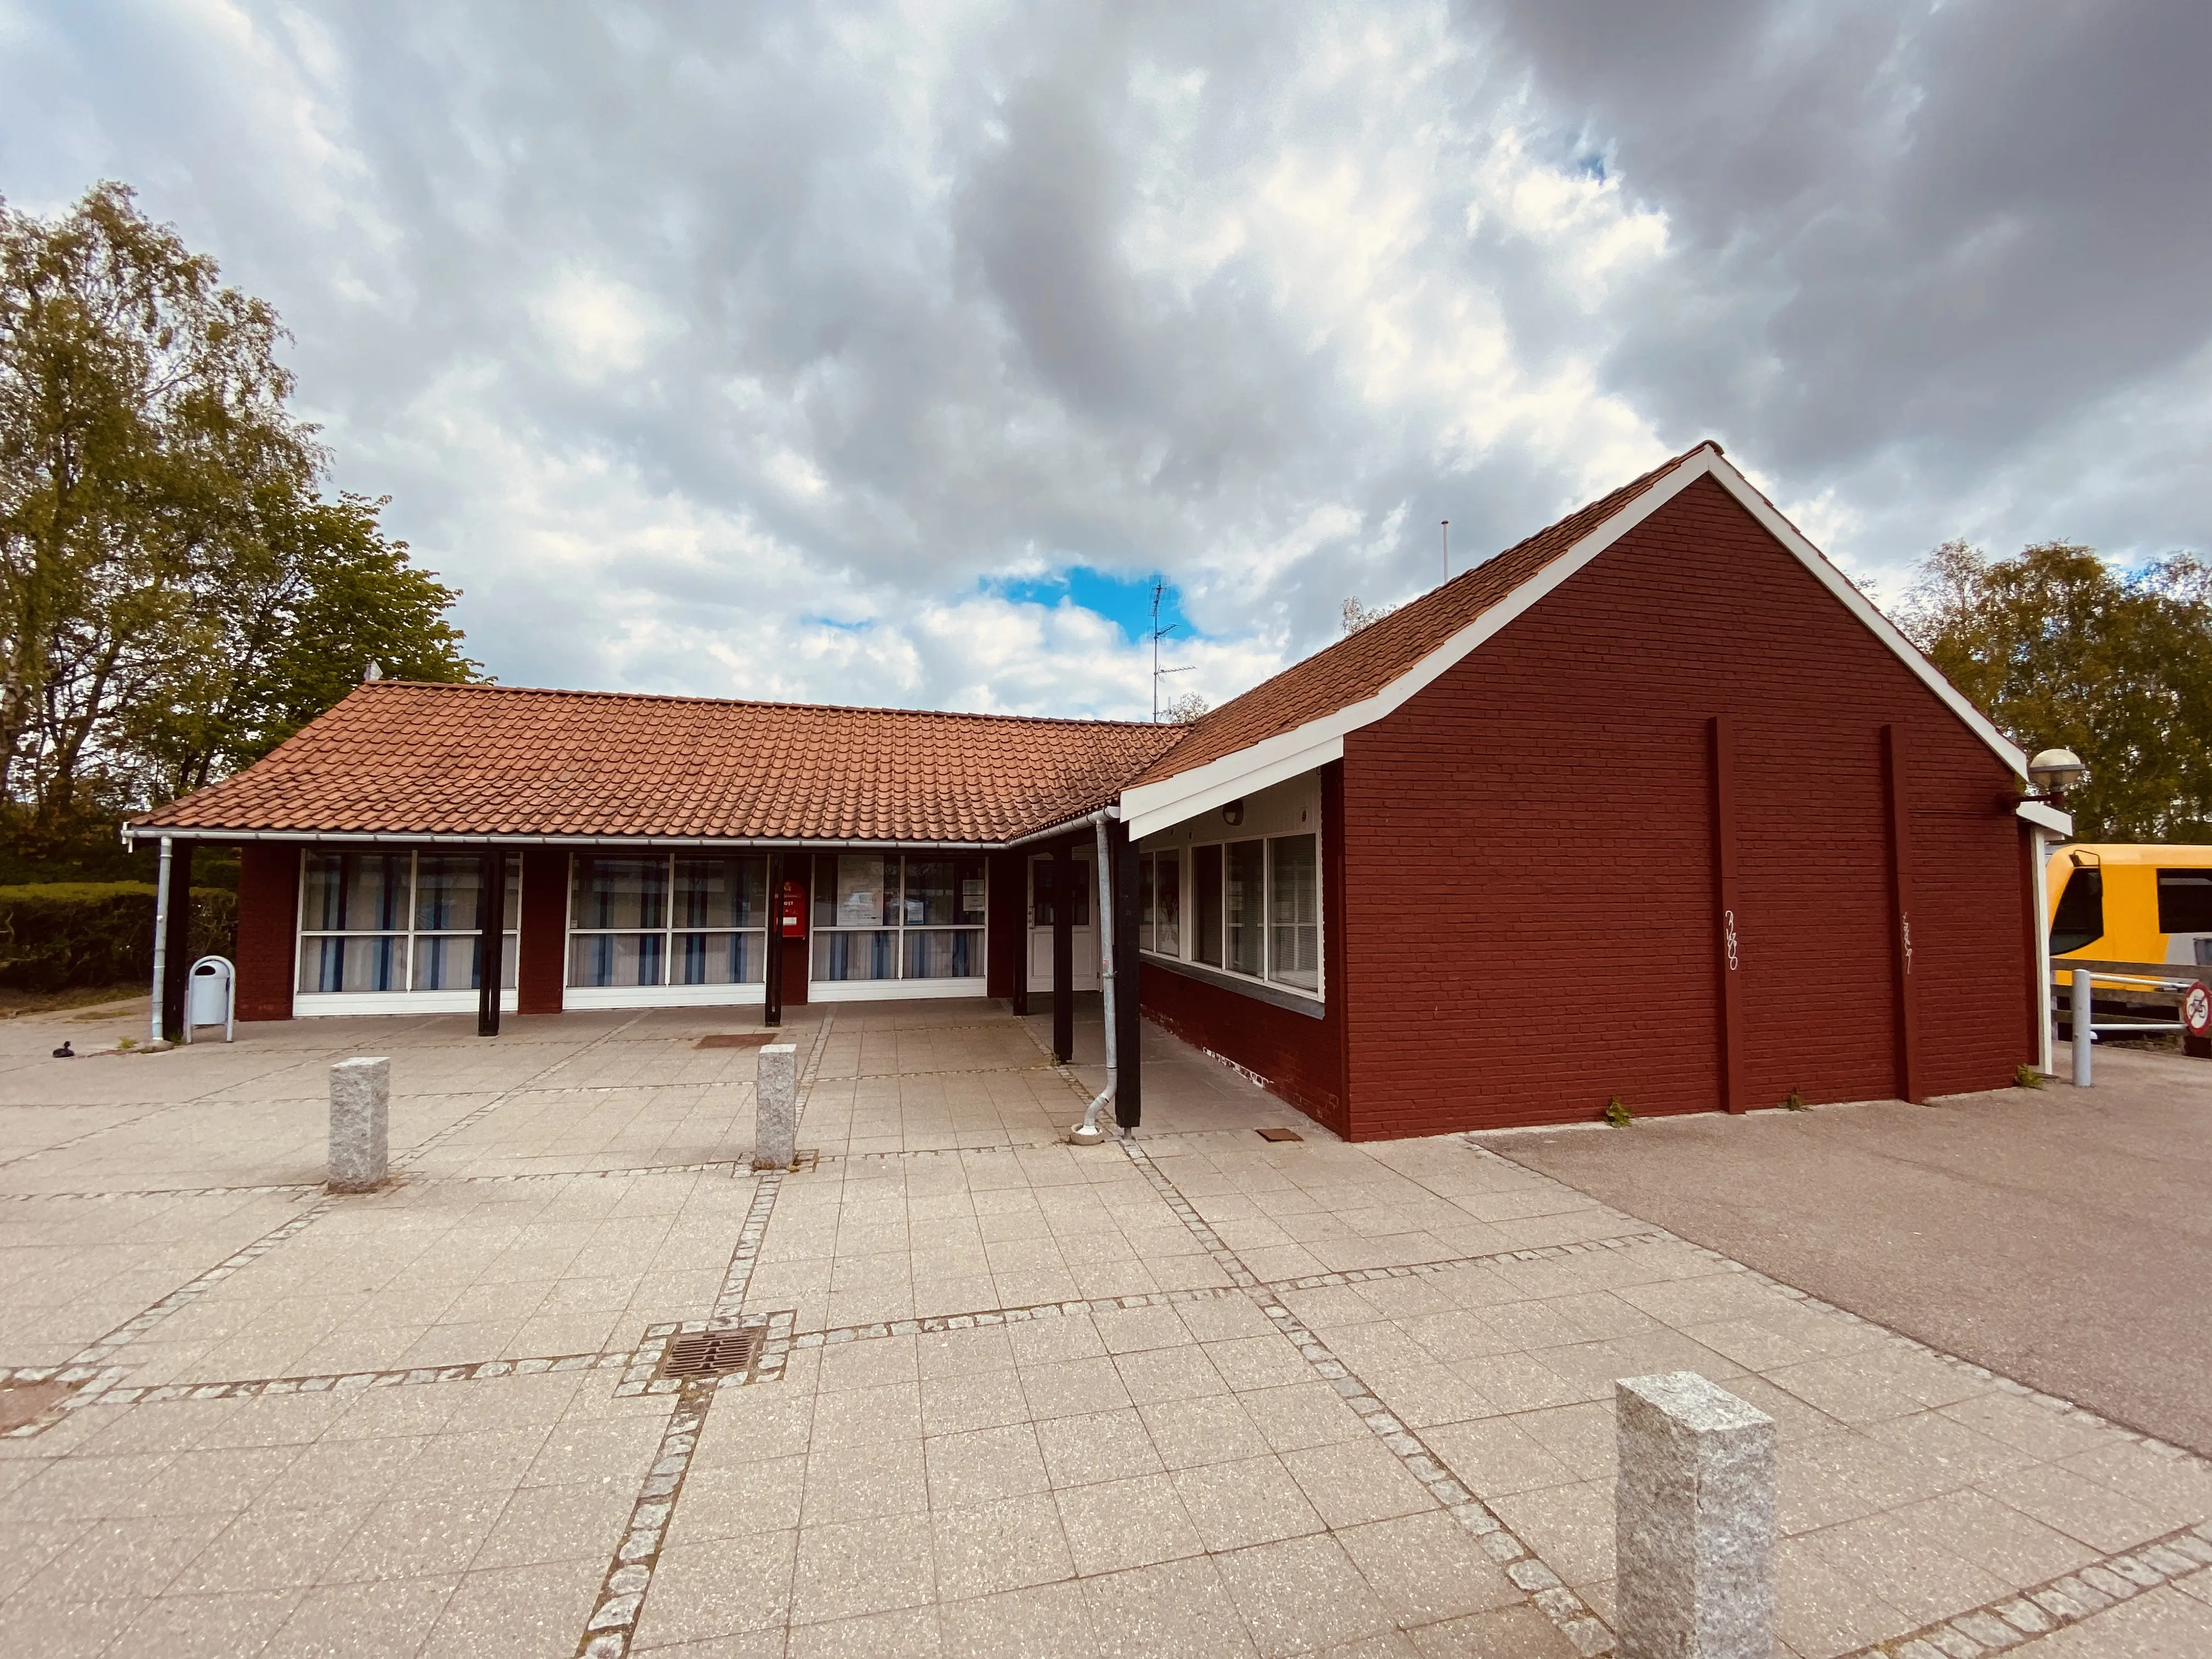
2185;982;2211;1039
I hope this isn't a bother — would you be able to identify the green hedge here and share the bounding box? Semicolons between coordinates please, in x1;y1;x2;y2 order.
0;883;239;992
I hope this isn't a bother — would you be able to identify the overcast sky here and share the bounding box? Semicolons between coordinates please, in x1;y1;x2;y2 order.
3;1;2205;720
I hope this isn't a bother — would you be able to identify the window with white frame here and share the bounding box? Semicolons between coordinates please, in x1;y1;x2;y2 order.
812;853;986;981
568;855;767;988
1145;832;1320;996
1138;850;1181;955
299;850;518;994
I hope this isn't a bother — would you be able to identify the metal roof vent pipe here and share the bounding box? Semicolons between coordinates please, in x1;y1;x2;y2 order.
1066;808;1119;1146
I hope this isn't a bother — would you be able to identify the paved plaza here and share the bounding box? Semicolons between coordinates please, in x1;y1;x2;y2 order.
2;1000;2210;1656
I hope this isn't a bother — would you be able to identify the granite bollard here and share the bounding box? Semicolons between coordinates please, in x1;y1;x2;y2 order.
755;1043;797;1170
328;1057;391;1192
1616;1371;1777;1659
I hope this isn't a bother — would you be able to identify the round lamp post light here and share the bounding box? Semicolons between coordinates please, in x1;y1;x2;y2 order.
2027;747;2086;805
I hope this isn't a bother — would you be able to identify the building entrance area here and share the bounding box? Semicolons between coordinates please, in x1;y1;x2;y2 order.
1028;851;1100;992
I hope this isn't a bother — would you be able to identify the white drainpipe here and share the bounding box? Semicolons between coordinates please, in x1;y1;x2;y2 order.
1066;809;1119;1145
150;835;173;1045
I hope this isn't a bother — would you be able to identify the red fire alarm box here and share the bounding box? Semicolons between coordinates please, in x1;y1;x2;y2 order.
778;881;806;938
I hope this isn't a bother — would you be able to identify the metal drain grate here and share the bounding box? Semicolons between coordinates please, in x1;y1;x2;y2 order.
658;1326;764;1380
1256;1126;1304;1142
696;1033;776;1049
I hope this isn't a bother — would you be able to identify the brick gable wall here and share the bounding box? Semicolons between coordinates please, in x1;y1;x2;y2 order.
1339;475;2030;1136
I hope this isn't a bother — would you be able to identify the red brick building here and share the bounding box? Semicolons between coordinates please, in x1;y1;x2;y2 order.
131;443;2068;1135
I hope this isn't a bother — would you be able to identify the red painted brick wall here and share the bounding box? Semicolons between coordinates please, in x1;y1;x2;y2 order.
1341;475;2030;1136
235;843;299;1020
1138;764;1350;1132
517;849;568;1014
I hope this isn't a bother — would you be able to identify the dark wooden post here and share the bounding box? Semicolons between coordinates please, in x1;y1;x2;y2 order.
161;839;194;1040
1052;842;1074;1064
764;848;785;1026
1111;818;1142;1128
1709;718;1747;1113
1883;724;1924;1103
477;848;505;1037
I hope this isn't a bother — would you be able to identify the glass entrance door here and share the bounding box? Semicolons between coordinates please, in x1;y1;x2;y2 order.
1028;854;1101;992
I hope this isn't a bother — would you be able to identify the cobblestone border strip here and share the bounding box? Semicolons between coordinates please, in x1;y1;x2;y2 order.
0;1347;642;1434
573;1012;834;1658
577;1380;714;1657
1118;1137;1614;1657
1263;1229;1672;1294
0;1181;323;1203
65;1193;336;1374
1850;1521;2212;1657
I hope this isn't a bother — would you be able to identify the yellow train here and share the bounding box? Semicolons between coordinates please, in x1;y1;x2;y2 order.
2046;844;2212;970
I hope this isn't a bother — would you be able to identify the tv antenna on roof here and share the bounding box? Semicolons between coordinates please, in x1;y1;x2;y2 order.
1149;579;1193;723
1441;520;1449;583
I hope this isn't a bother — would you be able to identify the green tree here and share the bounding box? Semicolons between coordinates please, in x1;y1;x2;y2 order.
0;182;474;849
127;490;474;795
1900;539;2212;841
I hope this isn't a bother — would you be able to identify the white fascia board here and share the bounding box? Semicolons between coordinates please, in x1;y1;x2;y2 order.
2017;800;2073;837
1119;444;2027;824
1122;734;1343;841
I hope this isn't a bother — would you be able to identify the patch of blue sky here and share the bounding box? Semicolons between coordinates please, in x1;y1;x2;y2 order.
800;614;871;631
985;565;1196;644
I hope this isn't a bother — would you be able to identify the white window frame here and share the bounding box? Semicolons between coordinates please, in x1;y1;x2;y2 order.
563;852;771;1009
808;851;989;1003
1139;825;1326;1009
294;848;521;1017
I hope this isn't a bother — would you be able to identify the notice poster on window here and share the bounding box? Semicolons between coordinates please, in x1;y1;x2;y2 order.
961;878;985;915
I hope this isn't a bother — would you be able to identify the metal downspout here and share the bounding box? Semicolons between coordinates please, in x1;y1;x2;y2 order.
151;836;173;1045
1066;809;1119;1144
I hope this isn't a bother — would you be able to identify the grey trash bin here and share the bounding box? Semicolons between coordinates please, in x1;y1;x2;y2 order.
185;956;236;1043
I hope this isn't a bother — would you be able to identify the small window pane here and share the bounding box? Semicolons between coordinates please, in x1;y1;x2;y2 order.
2050;868;2104;956
1226;840;1265;977
411;932;521;991
568;932;664;988
955;856;987;926
298;933;409;994
1193;844;1223;966
904;928;980;979
905;859;955;926
822;855;893;929
675;930;764;985
1138;857;1155;952
304;851;409;933
1154;853;1181;956
415;856;484;932
574;859;667;932
2155;868;2212;935
1068;860;1091;927
812;929;897;980
675;857;764;929
1267;835;1319;991
1031;857;1054;927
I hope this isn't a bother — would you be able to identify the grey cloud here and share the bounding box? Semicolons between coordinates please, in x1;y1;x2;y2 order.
1;0;2203;715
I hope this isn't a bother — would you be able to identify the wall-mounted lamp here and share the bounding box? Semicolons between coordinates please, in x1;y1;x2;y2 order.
2026;747;2086;807
1221;799;1245;827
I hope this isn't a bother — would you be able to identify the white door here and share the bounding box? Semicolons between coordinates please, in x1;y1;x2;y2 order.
1029;854;1101;991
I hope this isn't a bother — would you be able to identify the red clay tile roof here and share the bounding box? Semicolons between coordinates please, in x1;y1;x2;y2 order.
1132;443;1715;785
134;684;1186;844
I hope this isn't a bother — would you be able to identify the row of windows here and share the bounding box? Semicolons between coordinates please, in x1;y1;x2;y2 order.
569;855;769;988
299;852;519;994
812;854;985;982
1138;834;1321;995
